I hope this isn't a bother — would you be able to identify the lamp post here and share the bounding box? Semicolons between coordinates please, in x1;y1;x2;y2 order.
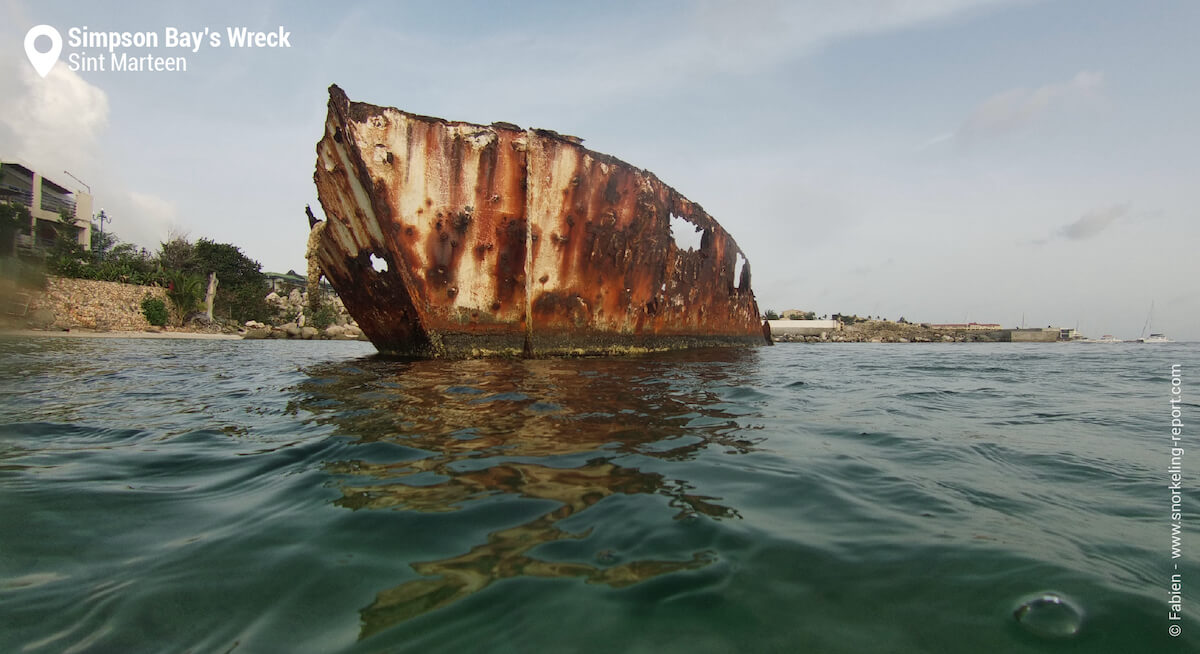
62;170;91;195
96;208;110;234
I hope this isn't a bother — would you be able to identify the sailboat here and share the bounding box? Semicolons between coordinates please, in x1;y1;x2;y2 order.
1136;301;1172;343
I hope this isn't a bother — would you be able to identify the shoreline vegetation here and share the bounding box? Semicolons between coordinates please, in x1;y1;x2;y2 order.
0;328;241;340
0;318;1055;345
1;201;366;342
764;310;1086;343
0;276;369;343
771;319;1021;344
0;203;1142;347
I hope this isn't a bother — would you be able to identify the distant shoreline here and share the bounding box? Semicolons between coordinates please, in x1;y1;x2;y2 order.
768;319;1059;343
0;328;242;341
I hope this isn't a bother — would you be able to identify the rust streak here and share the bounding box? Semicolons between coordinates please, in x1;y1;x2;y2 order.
311;85;765;357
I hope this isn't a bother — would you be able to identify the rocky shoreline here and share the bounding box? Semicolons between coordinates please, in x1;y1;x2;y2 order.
237;287;368;341
6;277;1051;347
2;276;370;342
239;319;366;341
771;320;1013;343
0;327;242;340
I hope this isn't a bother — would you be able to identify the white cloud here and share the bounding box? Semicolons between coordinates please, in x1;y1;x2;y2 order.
110;191;177;247
0;59;108;173
352;0;1026;114
0;45;175;251
958;70;1105;142
688;0;1020;73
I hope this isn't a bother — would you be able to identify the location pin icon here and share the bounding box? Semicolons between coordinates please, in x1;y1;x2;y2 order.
24;25;63;78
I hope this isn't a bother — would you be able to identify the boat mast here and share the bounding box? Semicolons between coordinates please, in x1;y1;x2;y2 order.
1140;300;1154;339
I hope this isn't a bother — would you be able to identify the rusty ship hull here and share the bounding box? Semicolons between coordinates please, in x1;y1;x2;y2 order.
311;85;766;357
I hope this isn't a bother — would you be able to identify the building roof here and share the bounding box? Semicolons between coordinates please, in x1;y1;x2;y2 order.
0;160;35;176
0;158;83;195
264;271;306;282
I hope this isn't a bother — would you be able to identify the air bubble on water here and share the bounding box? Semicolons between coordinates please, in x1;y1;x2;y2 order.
1012;591;1083;638
679;511;701;523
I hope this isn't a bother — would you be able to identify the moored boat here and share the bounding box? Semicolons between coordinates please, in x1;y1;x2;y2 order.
1135;302;1170;343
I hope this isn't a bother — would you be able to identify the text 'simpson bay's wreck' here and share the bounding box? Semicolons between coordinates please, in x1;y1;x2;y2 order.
309;85;768;357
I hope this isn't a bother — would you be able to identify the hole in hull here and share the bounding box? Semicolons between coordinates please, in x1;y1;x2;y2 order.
369;253;389;273
669;214;703;252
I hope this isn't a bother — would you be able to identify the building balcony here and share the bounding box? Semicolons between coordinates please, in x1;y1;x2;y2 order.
1;186;34;207
40;193;78;218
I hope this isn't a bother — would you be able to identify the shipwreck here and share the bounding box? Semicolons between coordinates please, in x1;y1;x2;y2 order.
309;85;768;357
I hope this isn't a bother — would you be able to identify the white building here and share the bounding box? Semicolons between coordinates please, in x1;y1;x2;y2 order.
0;159;93;251
767;319;842;337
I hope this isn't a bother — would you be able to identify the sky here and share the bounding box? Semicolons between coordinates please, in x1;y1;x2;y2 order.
2;0;1197;340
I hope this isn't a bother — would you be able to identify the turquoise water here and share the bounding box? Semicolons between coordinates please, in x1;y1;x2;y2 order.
1;338;1195;652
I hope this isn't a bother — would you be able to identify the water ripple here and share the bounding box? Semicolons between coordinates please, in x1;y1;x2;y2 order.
0;337;1194;652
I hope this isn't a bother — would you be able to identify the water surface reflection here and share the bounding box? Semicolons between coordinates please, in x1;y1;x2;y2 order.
292;351;764;637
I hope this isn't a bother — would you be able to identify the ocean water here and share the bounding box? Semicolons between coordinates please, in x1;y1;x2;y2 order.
0;337;1195;653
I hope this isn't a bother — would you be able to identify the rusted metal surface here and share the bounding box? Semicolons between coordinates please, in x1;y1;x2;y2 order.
312;85;766;356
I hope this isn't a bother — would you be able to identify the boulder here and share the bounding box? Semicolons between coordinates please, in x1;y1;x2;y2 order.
281;322;301;337
242;328;270;340
300;326;319;340
324;324;345;338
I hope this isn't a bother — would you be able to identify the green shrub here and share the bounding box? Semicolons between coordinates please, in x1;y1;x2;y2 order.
165;271;204;324
304;301;339;330
189;239;270;323
48;238;166;286
0;202;31;256
141;296;168;327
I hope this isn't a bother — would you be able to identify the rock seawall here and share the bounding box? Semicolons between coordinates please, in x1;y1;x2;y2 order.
771;320;1017;343
7;277;364;341
27;277;167;331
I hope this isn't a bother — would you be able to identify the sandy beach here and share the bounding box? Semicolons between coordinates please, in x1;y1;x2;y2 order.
0;328;242;341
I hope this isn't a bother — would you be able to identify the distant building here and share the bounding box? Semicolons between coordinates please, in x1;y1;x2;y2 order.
768;319;841;337
264;270;336;296
1011;328;1060;342
264;270;307;294
0;159;92;251
929;322;1002;330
